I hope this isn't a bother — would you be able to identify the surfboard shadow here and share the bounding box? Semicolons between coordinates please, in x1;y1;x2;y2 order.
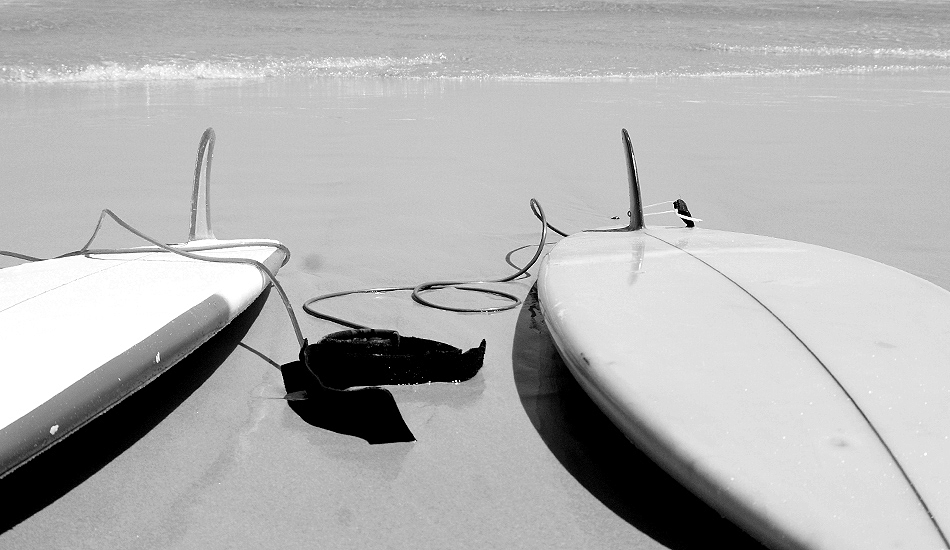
0;288;272;533
511;284;766;550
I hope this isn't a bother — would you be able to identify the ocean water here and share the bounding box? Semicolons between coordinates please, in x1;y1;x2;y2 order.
2;0;950;287
3;5;950;549
1;0;949;83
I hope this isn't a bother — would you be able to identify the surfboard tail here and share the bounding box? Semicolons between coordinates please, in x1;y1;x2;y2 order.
622;128;645;231
189;128;216;241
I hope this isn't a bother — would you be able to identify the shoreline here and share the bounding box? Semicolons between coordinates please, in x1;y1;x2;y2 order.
3;73;949;283
2;72;949;549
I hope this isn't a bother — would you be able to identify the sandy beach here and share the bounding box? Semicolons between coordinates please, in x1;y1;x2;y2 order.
1;74;950;549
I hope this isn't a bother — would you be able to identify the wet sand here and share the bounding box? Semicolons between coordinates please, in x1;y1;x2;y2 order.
1;74;949;549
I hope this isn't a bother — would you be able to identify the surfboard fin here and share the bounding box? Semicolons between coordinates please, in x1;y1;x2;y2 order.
620;131;698;229
622;128;645;231
189;128;216;241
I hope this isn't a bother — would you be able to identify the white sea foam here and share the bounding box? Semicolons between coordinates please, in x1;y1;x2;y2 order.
1;0;948;84
0;54;450;83
713;44;950;61
2;59;943;85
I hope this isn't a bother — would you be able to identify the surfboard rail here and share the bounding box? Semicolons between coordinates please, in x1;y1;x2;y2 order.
0;128;289;479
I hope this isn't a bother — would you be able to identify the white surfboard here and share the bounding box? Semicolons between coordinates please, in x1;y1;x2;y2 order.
537;130;950;549
0;129;288;478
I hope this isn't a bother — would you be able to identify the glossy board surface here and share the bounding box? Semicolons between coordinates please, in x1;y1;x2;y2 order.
0;240;287;477
538;226;950;550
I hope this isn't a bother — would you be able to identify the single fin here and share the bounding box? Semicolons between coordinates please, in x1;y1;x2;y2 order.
189;128;216;241
622;128;645;231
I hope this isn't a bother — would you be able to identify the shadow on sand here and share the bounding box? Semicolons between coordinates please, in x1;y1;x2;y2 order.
511;285;766;550
0;290;271;533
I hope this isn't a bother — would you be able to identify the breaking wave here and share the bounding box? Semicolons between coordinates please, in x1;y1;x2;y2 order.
0;54;450;84
712;44;950;61
2;52;946;84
